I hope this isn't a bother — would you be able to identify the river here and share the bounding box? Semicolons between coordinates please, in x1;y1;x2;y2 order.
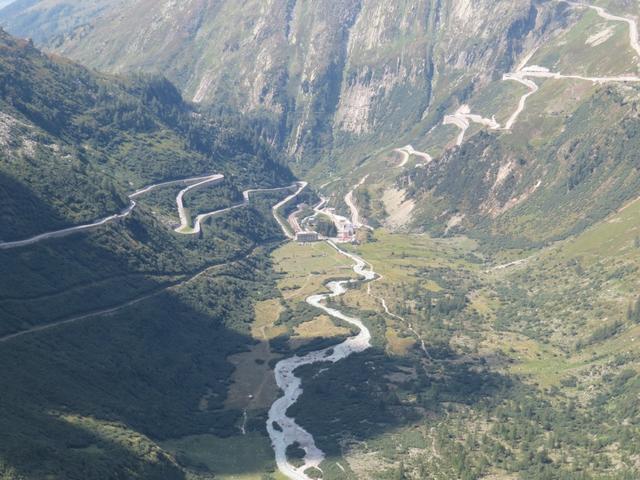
266;241;376;480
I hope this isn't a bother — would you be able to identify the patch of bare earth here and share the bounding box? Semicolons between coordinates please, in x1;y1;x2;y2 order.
344;447;396;479
382;188;415;230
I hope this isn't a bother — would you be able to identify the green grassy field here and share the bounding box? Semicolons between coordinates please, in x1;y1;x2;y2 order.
163;433;287;480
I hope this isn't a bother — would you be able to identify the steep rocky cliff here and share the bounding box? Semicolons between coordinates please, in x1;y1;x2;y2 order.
0;0;557;167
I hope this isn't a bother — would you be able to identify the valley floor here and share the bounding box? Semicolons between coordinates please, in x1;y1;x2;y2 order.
212;208;640;478
4;165;640;479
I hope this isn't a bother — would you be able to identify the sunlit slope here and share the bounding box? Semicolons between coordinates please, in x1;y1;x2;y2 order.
331;1;640;247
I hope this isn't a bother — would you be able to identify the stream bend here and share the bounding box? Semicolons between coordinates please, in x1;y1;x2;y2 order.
266;241;376;480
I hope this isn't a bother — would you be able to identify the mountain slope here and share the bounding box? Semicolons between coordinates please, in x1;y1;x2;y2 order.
0;28;293;240
402;84;640;245
0;29;302;480
0;0;560;168
6;0;622;248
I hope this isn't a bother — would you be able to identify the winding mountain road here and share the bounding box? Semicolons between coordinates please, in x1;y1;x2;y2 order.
0;173;223;250
0;174;305;249
344;175;370;230
394;145;433;168
183;182;307;236
441;1;640;145
0;177;308;343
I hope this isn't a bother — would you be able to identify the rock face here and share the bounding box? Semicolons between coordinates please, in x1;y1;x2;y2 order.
0;0;554;165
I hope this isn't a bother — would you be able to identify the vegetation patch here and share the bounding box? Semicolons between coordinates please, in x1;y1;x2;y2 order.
162;433;279;479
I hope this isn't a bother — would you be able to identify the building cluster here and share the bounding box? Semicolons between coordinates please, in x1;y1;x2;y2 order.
289;204;356;244
337;222;355;242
